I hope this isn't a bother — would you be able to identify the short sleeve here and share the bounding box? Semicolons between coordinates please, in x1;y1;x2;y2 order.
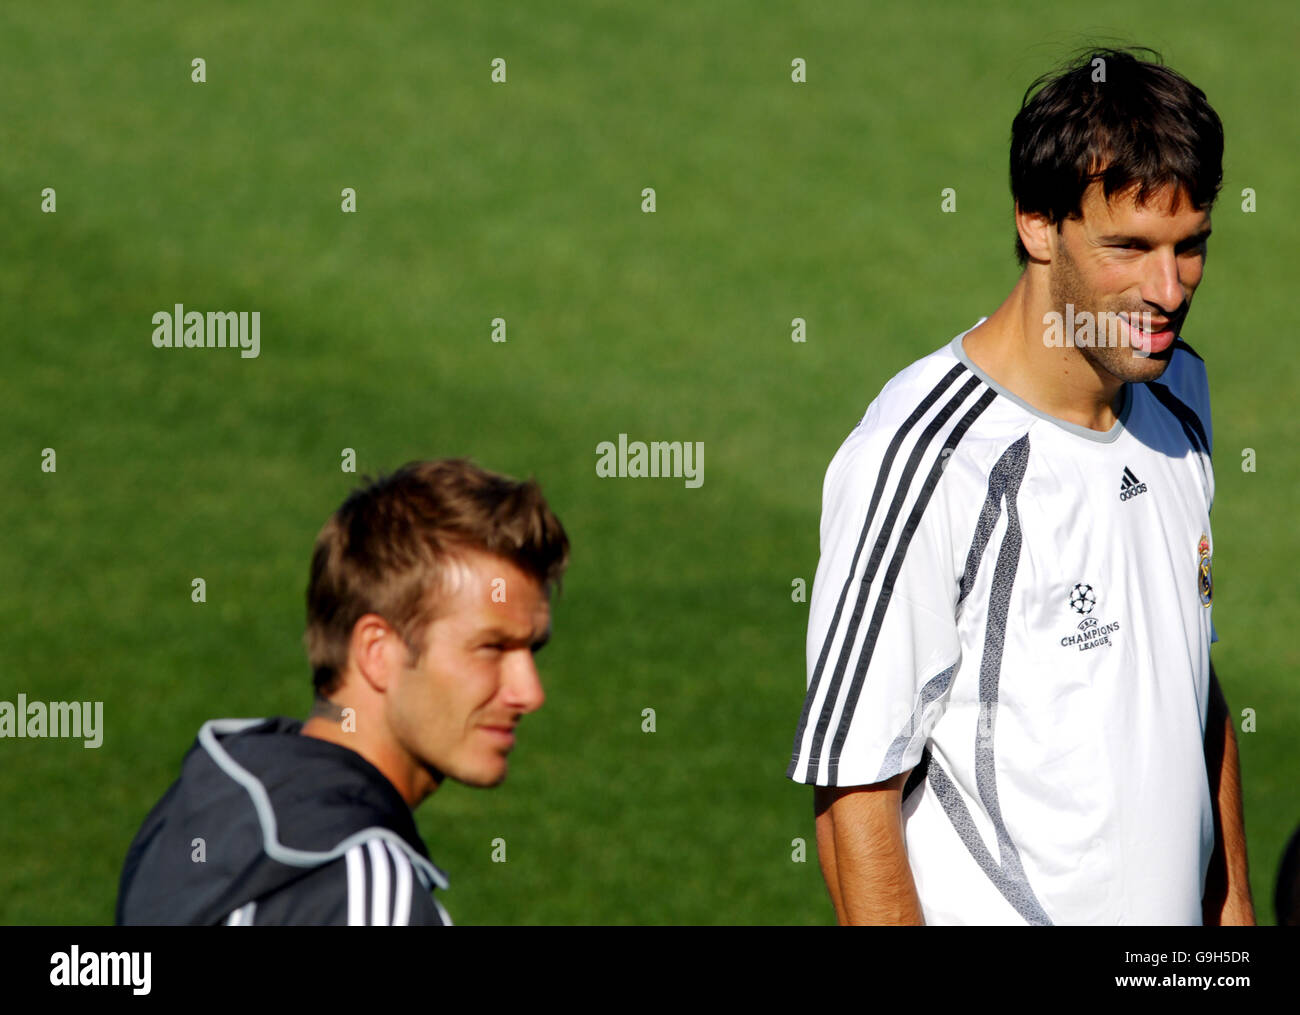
788;424;962;787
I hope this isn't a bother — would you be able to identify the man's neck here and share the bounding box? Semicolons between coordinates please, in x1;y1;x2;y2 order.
301;701;438;809
962;276;1127;433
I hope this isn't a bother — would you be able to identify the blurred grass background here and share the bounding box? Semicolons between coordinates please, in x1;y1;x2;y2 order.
1;0;1296;924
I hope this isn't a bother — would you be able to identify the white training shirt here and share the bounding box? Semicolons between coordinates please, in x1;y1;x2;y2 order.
789;319;1219;925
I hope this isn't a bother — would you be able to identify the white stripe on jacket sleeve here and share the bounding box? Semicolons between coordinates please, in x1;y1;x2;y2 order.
385;841;414;926
345;844;367;926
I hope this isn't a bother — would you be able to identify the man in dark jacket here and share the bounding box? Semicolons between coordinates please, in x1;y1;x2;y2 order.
117;459;570;925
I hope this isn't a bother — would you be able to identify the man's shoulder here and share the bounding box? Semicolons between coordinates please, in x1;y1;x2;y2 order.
1157;337;1209;392
825;327;1014;496
239;836;451;926
1142;336;1213;451
212;718;454;925
832;337;962;454
863;335;971;430
202;716;437;862
118;715;449;925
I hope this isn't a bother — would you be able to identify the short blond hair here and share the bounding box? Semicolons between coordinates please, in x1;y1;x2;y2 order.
304;459;569;694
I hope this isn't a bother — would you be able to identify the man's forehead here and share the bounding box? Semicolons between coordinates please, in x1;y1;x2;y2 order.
459;599;552;646
1079;179;1210;233
437;553;551;632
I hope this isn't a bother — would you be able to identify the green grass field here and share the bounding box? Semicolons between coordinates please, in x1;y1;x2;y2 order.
2;1;1297;924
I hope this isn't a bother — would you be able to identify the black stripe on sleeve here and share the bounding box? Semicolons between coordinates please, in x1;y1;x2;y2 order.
825;386;997;782
789;363;969;779
802;375;985;783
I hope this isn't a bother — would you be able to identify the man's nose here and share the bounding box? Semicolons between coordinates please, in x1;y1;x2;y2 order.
506;652;546;713
1143;248;1185;316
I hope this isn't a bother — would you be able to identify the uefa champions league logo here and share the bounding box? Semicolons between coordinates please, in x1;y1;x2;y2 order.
1060;583;1119;651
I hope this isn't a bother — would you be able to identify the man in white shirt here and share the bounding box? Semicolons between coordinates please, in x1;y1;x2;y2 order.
788;47;1254;925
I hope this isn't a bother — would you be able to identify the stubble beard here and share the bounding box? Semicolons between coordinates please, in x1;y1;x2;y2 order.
1049;237;1172;384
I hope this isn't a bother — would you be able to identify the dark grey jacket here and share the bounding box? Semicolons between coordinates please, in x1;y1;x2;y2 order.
116;717;450;925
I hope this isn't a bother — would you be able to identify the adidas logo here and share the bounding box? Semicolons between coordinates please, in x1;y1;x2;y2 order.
1119;466;1148;502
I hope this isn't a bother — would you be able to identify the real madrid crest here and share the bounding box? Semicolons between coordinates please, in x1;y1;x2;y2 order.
1197;532;1213;607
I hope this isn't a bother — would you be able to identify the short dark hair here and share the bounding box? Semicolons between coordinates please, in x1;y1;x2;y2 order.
1010;47;1224;266
304;459;570;695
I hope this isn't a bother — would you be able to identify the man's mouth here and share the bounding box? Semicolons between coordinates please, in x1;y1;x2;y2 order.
1119;311;1177;355
480;724;517;747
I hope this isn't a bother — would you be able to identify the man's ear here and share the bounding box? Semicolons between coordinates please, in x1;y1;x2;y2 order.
348;613;406;693
1015;203;1056;264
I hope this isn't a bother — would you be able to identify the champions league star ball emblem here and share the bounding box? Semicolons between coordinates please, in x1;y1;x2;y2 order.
1059;583;1119;651
1197;533;1213;607
1069;583;1097;615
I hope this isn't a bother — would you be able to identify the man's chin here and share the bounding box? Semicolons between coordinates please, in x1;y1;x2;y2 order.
1080;344;1173;384
444;763;508;789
